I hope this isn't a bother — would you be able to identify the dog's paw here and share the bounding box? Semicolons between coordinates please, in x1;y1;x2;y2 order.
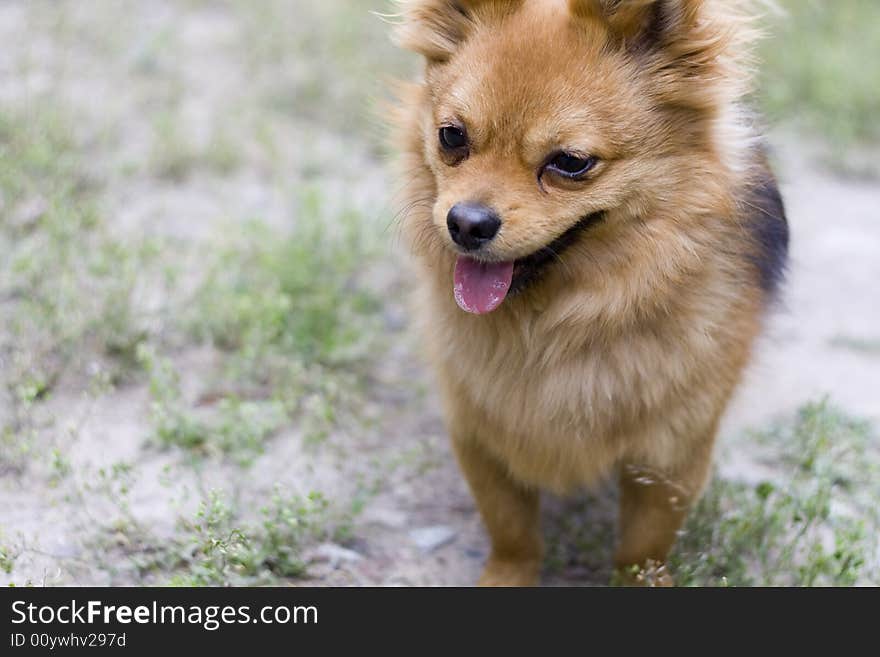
477;558;541;587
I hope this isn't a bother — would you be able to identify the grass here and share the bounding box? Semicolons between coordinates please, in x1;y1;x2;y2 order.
137;188;387;462
0;72;389;586
161;487;349;586
0;95;384;583
188;196;383;370
0;107;172;373
138;343;289;464
670;400;879;586
758;0;880;172
182;190;386;448
233;0;415;138
0;107;159;472
149;111;244;181
0;530;17;574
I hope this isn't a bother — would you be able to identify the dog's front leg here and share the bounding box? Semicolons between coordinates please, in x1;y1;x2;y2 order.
452;436;543;586
615;434;716;586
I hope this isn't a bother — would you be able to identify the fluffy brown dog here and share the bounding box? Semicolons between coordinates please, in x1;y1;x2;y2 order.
390;0;788;585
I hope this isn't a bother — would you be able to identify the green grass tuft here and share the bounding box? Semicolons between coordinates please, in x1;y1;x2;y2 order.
671;400;879;586
168;487;347;585
759;0;880;147
137;344;289;464
189;197;383;369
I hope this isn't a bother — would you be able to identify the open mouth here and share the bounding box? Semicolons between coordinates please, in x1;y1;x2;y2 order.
453;211;605;314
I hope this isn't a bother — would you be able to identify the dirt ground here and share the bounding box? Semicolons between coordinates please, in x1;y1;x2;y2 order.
1;1;878;586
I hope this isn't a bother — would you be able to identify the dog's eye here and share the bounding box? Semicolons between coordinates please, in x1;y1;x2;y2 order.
439;125;468;151
545;152;597;179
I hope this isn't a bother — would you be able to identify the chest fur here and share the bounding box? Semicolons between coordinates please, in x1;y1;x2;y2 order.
417;270;757;490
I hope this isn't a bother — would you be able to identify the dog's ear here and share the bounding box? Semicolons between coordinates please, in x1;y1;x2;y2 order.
570;0;753;112
393;0;521;62
568;0;704;51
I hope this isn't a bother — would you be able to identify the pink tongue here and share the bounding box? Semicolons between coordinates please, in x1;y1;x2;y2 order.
453;257;514;314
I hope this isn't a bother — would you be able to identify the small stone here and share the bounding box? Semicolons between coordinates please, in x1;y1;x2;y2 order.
309;542;363;567
362;507;408;529
408;525;457;552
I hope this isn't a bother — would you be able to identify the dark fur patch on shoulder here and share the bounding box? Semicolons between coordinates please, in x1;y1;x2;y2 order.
743;172;789;297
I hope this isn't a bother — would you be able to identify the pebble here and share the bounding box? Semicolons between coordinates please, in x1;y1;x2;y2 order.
309;542;363;567
408;525;457;552
362;507;408;529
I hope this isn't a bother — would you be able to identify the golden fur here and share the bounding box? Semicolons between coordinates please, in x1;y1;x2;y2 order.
389;0;786;585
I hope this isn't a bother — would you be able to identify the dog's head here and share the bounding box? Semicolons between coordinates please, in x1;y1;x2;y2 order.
393;0;755;314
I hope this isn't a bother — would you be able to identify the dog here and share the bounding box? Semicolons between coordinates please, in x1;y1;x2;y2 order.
390;0;788;585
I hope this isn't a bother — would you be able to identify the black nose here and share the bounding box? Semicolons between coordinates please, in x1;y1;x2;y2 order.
446;202;501;251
